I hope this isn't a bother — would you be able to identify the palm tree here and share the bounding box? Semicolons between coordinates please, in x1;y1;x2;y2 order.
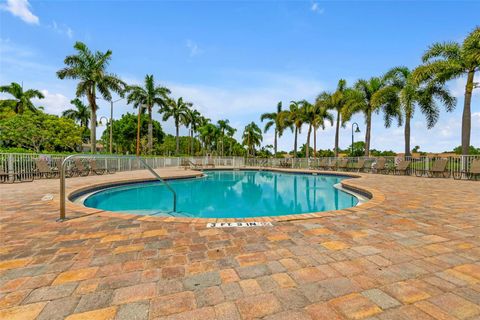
217;119;235;156
316;79;352;157
162;97;192;154
184;108;201;155
373;67;456;156
124;75;170;154
347;77;395;156
0;82;44;113
412;27;480;155
311;101;335;158
242;122;263;157
57;42;126;153
62;98;91;129
198;122;220;154
261;101;287;156
280;101;304;158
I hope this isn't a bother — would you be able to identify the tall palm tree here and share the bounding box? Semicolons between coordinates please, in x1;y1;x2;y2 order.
261;101;287;156
315;79;352;157
161;97;192;154
373;66;456;156
217;119;235;156
242;122;263;157
347;77;396;156
57;42;126;153
0;82;44;113
311;101;335;158
412;27;480;155
184;108;201;155
62;98;91;129
280;101;304;158
124;75;170;154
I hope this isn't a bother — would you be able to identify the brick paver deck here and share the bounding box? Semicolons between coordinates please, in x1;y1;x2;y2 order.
1;168;479;319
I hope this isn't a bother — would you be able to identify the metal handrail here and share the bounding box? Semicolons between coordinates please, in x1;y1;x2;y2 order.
59;154;177;221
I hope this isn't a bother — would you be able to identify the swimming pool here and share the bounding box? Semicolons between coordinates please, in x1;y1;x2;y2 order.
82;170;360;218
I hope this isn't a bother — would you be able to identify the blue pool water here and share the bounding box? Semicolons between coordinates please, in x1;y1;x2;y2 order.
83;170;359;218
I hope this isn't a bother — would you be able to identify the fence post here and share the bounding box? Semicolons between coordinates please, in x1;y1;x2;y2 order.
7;154;14;182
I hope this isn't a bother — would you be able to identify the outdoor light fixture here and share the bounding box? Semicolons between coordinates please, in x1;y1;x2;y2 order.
351;122;360;156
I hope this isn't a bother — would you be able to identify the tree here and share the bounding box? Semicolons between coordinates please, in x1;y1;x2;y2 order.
184;108;201;155
311;101;334;158
280;101;304;158
373;66;455;156
316;79;352;157
161;97;192;155
198;122;220;154
62;98;91;129
260;101;286;156
217;119;236;156
413;27;480;155
347;77;397;156
57;42;126;153
124;75;170;154
0;111;82;152
101;112;164;154
242;122;262;157
0;82;44;113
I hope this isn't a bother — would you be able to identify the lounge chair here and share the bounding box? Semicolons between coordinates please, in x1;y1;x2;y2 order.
35;158;59;179
349;159;365;172
372;158;387;174
453;158;480;180
336;159;349;171
415;158;449;178
205;159;215;168
390;160;411;175
89;159;107;175
73;159;90;177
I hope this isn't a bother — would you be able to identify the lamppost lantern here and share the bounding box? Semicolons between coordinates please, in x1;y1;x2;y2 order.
96;97;124;154
351;122;361;156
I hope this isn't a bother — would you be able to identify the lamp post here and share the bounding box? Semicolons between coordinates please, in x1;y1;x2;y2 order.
351;122;361;156
97;97;123;154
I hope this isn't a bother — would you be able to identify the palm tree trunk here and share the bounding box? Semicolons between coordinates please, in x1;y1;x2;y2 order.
87;90;96;154
294;127;298;158
314;126;317;158
364;110;371;157
190;128;193;155
175;122;180;155
136;107;141;156
306;124;312;158
404;113;411;157
462;70;475;155
274;129;277;156
335;110;340;157
148;106;153;155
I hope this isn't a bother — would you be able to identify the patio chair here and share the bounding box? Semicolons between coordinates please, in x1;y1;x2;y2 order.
349;159;366;172
73;159;90;177
415;158;449;178
390;160;411;175
315;158;329;170
89;159;107;175
336;159;349;171
453;158;480;180
372;158;387;174
205;159;215;168
35;158;59;179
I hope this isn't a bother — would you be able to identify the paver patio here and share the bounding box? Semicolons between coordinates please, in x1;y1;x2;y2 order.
1;168;479;319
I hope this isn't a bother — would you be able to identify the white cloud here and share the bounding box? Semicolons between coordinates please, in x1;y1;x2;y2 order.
186;39;202;57
32;90;70;115
449;76;480;99
310;2;324;14
1;0;39;24
49;21;74;39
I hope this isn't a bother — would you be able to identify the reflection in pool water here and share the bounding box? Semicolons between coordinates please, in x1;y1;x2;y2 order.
83;170;359;218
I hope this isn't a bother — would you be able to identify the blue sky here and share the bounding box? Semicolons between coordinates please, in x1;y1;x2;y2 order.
1;0;479;152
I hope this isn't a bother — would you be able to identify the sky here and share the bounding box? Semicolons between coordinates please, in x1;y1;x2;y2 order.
0;0;479;153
